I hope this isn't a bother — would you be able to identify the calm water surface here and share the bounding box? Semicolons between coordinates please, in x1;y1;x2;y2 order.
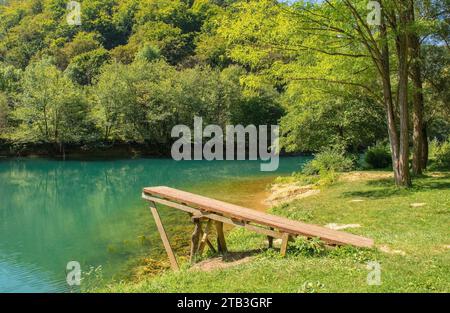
0;157;309;292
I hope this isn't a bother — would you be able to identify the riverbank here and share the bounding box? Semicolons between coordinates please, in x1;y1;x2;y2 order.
0;141;312;159
94;171;450;292
0;142;171;159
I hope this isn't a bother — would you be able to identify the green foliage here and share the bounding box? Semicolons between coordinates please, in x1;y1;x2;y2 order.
56;31;103;68
0;0;447;159
302;147;354;176
0;12;56;68
65;48;110;85
364;143;392;169
422;46;450;141
429;139;450;170
294;146;355;187
288;237;326;257
0;0;284;149
90;59;174;142
11;58;90;144
0;92;8;136
135;44;162;62
280;93;386;153
126;21;191;65
80;0;124;48
229;86;284;126
0;62;22;93
90;59;263;143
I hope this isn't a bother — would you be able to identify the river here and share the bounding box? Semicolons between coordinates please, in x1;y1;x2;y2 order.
0;157;310;292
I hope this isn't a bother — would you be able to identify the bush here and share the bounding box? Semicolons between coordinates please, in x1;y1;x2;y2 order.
429;139;450;170
302;147;354;175
288;237;326;257
364;142;392;169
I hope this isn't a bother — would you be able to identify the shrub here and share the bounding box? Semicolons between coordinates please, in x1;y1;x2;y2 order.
364;142;392;169
429;138;439;159
288;237;326;257
429;139;450;170
302;147;354;175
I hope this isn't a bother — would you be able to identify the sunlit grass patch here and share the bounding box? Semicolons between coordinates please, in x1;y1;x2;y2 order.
93;171;450;293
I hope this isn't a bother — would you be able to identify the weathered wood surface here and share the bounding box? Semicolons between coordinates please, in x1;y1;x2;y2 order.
149;201;180;271
198;219;215;254
142;194;283;239
280;233;290;257
215;221;228;253
143;186;374;248
190;218;202;264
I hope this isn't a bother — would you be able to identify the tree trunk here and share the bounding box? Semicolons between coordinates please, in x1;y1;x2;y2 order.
411;56;427;175
395;1;412;187
421;121;428;168
409;3;428;175
379;16;402;186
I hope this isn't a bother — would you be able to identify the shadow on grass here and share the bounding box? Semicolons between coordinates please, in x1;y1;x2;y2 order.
342;175;450;199
220;250;262;262
192;250;262;271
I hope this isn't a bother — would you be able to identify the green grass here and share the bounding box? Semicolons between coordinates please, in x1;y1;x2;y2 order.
94;171;450;293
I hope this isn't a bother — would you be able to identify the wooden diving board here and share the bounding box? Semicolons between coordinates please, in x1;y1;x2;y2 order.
142;186;374;270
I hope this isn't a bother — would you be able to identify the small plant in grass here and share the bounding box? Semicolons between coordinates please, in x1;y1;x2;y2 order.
260;247;284;259
288;237;326;257
288;209;314;222
299;281;325;293
329;245;377;264
364;142;392;169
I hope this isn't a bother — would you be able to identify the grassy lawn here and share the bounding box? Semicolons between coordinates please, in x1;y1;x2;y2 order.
95;171;450;293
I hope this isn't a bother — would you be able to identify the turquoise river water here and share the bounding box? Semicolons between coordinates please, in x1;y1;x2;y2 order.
0;157;309;292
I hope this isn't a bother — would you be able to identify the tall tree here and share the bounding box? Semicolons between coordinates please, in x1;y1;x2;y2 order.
220;0;415;186
409;0;427;175
11;59;89;150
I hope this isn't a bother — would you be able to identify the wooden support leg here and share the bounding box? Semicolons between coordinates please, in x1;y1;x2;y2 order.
268;227;274;248
280;233;290;257
198;219;214;255
205;238;216;254
149;202;179;271
190;218;202;264
215;221;228;253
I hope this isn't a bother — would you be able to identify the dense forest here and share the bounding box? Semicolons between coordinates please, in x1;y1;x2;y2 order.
0;0;448;186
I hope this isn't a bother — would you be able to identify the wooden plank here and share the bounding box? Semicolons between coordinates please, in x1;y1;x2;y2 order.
202;212;283;239
205;238;216;254
143;194;199;215
198;219;214;255
143;186;374;248
268;227;274;248
215;221;227;253
190;218;202;264
149;202;179;271
144;193;283;239
280;233;290;257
